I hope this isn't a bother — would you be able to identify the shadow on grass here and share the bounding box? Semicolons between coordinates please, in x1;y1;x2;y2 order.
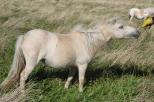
86;65;149;82
29;64;153;84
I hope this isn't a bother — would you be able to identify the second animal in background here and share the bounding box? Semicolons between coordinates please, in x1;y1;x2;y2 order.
128;7;154;23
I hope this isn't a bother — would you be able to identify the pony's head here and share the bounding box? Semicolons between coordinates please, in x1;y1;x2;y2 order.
100;18;140;40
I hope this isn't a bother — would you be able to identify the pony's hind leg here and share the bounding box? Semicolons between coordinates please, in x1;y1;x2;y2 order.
19;49;39;92
64;67;77;89
20;59;37;92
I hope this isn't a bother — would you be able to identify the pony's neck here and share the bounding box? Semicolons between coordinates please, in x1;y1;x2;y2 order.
100;25;113;41
83;27;112;56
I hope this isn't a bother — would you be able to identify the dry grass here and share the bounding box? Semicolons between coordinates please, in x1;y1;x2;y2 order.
134;78;154;102
0;88;24;102
0;83;35;102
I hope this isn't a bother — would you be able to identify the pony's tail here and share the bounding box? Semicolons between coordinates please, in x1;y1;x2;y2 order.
0;35;25;92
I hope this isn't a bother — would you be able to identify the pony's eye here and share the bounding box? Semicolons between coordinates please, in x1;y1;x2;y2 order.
118;25;124;29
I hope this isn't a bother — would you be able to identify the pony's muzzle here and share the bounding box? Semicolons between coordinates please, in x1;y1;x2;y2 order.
132;29;140;38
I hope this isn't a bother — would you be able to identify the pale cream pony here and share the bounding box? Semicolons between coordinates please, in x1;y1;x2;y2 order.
129;7;154;23
0;19;140;92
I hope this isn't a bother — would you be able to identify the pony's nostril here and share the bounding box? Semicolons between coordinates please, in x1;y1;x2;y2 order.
132;34;139;38
138;31;140;34
133;31;140;38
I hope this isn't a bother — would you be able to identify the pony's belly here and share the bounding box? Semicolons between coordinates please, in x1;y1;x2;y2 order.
44;55;75;68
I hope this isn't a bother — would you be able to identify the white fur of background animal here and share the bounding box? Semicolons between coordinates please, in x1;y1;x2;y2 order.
129;7;154;22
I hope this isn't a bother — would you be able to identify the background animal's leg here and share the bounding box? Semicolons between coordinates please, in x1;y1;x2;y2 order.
77;63;87;92
20;59;37;92
130;15;134;23
129;16;133;23
64;68;77;89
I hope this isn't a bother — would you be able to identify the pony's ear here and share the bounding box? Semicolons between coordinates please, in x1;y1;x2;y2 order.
107;18;117;25
107;17;125;25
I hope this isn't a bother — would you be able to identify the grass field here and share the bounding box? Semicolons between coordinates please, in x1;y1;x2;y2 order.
0;0;154;102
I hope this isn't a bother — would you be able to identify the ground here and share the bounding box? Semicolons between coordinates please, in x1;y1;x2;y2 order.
0;0;154;102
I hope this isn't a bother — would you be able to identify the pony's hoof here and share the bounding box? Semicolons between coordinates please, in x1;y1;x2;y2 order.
0;90;2;96
64;84;69;89
79;88;83;92
20;87;25;94
0;85;5;94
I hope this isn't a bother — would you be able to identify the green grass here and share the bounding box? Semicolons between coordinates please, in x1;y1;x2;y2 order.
0;0;154;102
26;75;142;102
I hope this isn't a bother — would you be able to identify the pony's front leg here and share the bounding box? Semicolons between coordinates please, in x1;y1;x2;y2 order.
64;68;77;89
77;63;87;92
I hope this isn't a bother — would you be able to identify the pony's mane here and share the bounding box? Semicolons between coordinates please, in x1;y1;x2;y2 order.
83;30;105;56
72;24;106;56
71;17;124;55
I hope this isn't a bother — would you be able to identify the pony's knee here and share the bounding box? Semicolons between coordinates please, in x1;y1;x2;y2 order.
20;71;26;90
20;64;35;83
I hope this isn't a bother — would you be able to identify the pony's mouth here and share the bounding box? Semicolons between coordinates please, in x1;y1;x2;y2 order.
132;30;140;38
